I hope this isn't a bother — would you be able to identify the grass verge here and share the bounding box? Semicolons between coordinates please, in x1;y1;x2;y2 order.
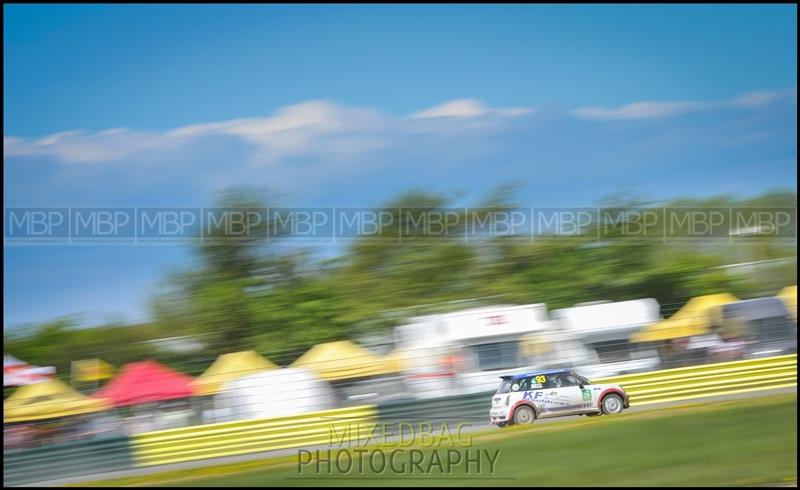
74;393;797;487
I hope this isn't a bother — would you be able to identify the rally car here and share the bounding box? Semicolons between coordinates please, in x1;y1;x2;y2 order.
489;368;629;426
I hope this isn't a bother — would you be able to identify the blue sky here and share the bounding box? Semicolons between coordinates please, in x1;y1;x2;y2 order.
3;4;797;328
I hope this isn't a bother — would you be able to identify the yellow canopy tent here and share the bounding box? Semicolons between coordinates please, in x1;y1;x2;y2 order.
381;349;409;373
778;285;797;322
191;350;278;396
631;293;739;343
72;358;114;382
291;340;400;381
4;378;110;423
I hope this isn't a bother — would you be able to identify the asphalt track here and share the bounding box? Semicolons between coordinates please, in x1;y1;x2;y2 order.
20;386;798;487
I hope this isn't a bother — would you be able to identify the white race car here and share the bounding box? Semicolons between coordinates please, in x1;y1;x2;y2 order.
489;368;629;426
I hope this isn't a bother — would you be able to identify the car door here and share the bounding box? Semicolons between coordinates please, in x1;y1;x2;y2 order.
572;372;601;409
538;373;585;415
565;372;598;411
518;375;546;416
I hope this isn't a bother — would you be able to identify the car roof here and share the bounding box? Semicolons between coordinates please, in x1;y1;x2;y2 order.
500;368;572;380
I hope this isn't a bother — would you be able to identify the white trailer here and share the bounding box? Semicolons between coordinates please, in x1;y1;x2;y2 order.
393;303;553;398
392;299;664;400
549;299;662;379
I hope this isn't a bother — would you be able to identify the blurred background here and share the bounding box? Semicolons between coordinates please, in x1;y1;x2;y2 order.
3;4;797;486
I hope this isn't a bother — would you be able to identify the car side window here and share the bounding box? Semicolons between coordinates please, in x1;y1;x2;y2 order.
543;373;582;389
544;374;564;389
510;377;530;392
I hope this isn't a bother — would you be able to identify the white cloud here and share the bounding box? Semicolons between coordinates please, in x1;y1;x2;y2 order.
731;87;797;108
570;87;796;121
4;99;531;165
170;100;391;165
409;98;532;119
4;129;178;164
571;101;706;121
4;88;792;165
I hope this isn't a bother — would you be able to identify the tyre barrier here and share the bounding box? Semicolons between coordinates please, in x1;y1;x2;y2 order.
594;354;797;406
130;405;377;467
3;435;135;486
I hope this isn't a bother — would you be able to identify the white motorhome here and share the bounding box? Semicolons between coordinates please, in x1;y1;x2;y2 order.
393;304;552;399
549;299;662;379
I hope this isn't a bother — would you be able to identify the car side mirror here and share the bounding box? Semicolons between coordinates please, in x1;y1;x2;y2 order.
579;384;584;389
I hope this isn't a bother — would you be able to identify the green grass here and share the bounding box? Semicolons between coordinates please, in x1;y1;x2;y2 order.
80;394;797;487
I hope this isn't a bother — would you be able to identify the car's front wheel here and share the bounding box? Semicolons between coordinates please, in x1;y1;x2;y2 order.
601;394;624;415
513;405;535;425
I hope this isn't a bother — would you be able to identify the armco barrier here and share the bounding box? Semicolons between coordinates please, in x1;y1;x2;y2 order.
377;392;493;424
595;354;797;406
3;435;135;486
131;405;377;467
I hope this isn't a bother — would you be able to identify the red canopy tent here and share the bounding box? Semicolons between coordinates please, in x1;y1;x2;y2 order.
94;360;195;407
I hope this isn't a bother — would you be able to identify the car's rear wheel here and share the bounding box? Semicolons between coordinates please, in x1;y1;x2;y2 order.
601;394;624;415
513;405;535;425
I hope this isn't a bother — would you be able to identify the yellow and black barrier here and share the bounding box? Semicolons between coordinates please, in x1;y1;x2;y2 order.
127;355;798;467
131;405;377;467
594;354;797;406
